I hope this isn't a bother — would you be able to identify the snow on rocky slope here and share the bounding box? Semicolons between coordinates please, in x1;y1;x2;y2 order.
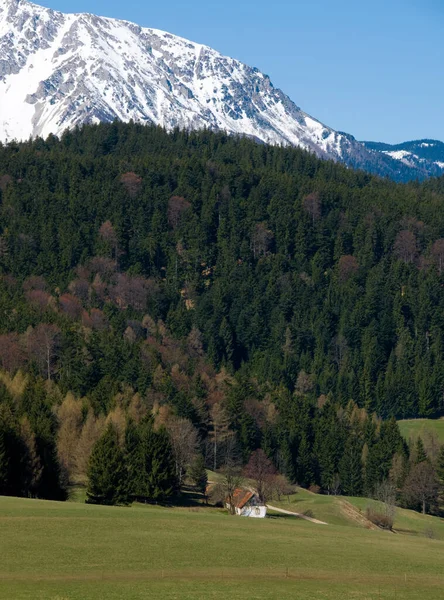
0;0;443;182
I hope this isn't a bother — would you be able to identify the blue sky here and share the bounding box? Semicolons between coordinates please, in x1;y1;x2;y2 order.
37;0;443;143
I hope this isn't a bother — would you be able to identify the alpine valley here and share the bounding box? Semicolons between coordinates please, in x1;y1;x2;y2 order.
0;0;443;182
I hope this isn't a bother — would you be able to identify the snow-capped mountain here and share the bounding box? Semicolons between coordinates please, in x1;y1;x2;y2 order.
362;140;444;177
0;0;443;182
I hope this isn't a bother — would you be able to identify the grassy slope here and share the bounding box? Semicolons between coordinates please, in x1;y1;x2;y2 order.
1;495;444;600
269;487;444;538
398;418;444;444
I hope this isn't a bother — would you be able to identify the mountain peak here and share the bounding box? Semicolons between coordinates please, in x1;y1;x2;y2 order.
0;0;443;182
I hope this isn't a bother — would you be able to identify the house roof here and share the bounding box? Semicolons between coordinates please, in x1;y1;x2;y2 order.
231;488;254;509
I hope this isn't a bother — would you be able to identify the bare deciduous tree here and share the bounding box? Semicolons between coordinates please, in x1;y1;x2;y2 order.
251;222;274;259
394;230;417;264
269;474;294;502
68;278;90;304
431;239;444;274
338;255;359;283
244;449;276;502
403;461;439;515
303;192;321;225
59;293;83;320
120;172;142;197
99;221;119;259
219;463;244;515
0;333;26;373
208;402;232;472
167;196;191;230
26;323;61;380
165;416;199;486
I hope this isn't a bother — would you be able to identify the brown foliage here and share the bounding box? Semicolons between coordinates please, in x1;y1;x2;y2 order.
68;278;90;303
338;255;359;283
403;461;439;514
23;275;48;293
365;506;394;530
394;230;417;264
167;196;191;229
110;273;158;311
0;174;12;191
99;220;118;246
303;192;321;224
81;308;108;331
0;332;26;373
25;289;52;313
244;449;276;502
431;239;444;274
120;171;142;197
59;293;83;320
269;474;294;502
88;256;117;280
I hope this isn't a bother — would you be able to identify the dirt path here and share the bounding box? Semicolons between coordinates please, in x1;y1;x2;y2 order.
267;504;328;525
337;499;378;530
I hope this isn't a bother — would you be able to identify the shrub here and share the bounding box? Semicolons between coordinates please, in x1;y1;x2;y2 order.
366;505;394;530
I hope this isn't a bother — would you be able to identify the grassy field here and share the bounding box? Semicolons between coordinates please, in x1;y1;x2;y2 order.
398;418;444;444
1;495;444;600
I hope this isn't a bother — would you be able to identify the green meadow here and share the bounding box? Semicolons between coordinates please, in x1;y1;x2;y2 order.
398;419;444;444
1;494;444;600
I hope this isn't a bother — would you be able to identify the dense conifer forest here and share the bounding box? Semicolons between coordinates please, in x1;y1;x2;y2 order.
1;122;444;510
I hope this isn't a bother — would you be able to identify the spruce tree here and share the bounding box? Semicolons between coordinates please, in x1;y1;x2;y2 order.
414;438;427;464
86;423;128;506
339;435;363;497
188;454;208;496
129;419;177;502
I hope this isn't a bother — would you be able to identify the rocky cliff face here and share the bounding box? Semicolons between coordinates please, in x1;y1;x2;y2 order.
0;0;442;182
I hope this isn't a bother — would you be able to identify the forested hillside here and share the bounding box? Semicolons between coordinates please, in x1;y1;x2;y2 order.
1;123;444;506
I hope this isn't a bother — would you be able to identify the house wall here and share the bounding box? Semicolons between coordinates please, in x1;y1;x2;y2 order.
240;505;267;518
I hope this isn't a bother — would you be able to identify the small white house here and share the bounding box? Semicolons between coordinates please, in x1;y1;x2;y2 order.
227;489;267;518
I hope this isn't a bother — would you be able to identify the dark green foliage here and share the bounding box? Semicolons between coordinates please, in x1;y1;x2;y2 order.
126;418;177;502
1;123;444;505
188;454;208;495
0;380;66;500
1;123;444;418
339;434;363;496
86;423;128;506
414;437;427;464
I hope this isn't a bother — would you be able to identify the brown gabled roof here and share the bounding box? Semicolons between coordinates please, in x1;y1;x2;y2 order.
231;488;254;509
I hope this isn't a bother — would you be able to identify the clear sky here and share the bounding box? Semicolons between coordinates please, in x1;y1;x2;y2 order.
36;0;444;143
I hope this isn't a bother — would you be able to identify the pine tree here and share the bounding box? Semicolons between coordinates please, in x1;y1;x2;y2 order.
86;423;128;505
